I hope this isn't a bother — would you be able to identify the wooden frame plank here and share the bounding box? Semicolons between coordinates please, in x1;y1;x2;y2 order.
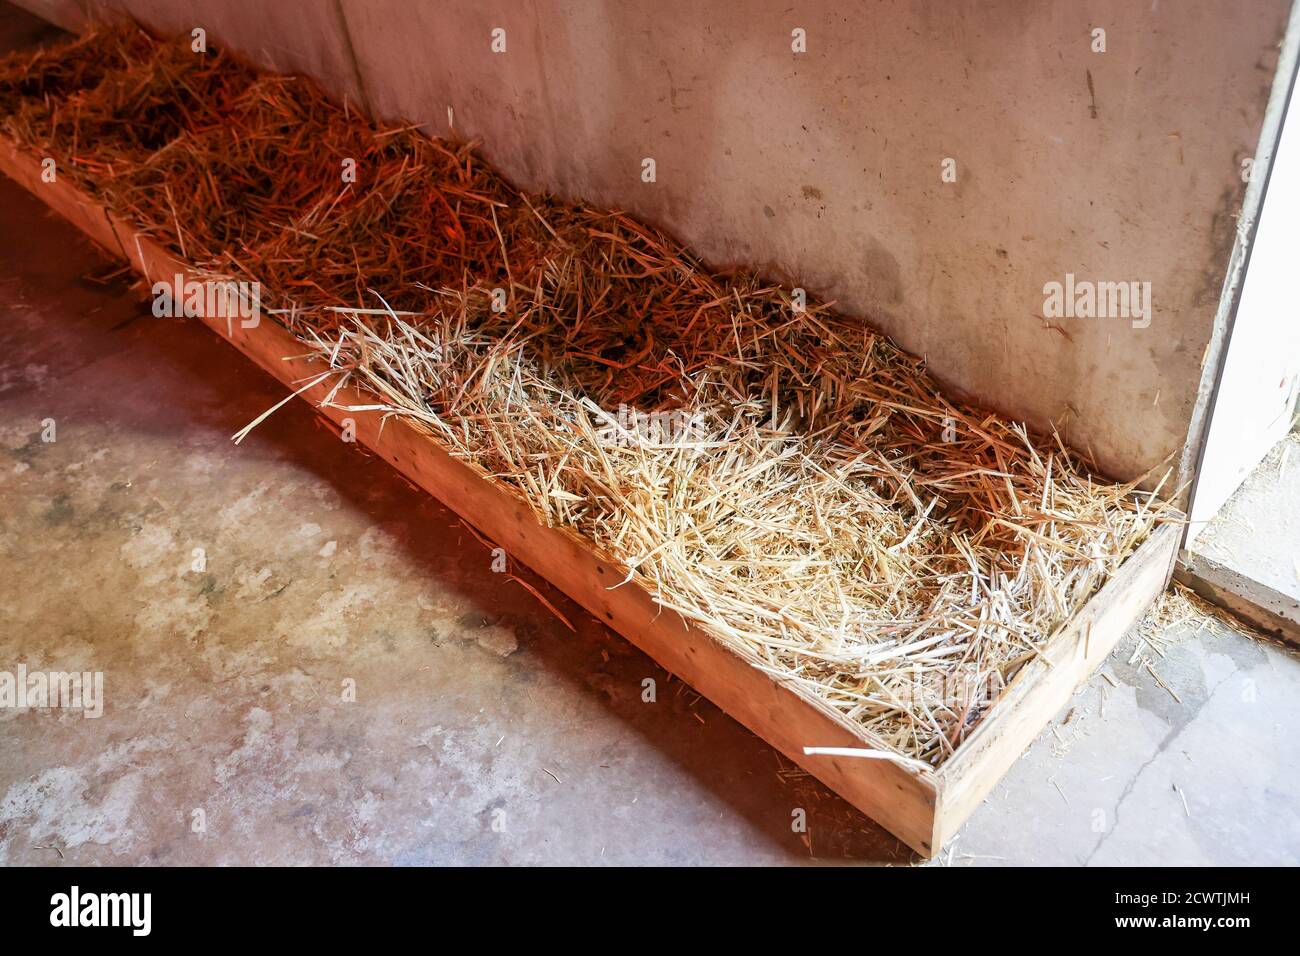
1;139;1179;858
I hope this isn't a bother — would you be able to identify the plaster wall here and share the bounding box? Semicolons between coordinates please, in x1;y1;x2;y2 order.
14;0;1294;481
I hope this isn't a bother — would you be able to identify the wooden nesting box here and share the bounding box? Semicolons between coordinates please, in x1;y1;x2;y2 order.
0;139;1180;857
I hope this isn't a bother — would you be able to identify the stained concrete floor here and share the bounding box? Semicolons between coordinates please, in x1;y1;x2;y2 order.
2;11;1300;866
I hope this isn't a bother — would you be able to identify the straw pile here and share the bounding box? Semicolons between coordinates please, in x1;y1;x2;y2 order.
1;23;255;198
0;24;1175;765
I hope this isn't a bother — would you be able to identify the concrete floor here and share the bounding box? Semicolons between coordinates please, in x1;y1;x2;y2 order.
1200;428;1300;599
1184;430;1300;640
1;5;1298;858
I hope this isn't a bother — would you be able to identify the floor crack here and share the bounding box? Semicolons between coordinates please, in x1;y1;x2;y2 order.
1081;661;1239;865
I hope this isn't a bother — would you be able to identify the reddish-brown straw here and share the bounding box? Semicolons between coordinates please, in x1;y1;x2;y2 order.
0;24;1174;764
